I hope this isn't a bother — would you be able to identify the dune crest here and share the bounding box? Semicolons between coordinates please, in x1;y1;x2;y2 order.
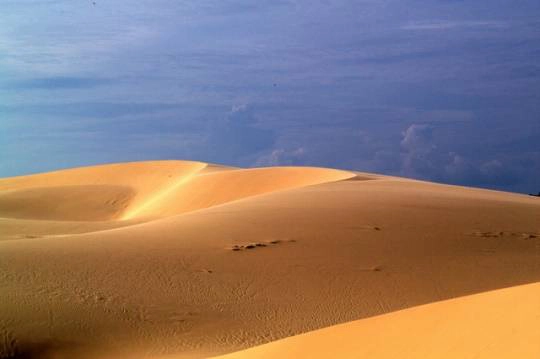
0;161;356;223
122;166;357;219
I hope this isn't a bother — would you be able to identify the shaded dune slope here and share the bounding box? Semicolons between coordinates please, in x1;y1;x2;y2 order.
0;185;136;221
0;161;539;358
0;161;206;222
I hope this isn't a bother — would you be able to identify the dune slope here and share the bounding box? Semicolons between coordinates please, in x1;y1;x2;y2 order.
0;161;355;223
0;185;135;221
122;166;357;219
0;160;539;358
217;283;540;359
0;160;207;222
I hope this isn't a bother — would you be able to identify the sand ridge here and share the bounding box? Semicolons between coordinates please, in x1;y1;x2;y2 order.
121;166;358;219
0;161;208;222
0;161;357;224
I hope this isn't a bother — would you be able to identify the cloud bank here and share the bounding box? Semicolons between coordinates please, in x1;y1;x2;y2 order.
1;0;539;193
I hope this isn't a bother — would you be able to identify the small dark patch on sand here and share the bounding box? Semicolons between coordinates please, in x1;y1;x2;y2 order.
359;265;383;272
344;175;375;181
0;334;81;359
229;239;296;251
346;225;382;231
470;231;540;240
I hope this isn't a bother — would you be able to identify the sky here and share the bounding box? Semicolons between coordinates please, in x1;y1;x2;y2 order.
1;0;539;194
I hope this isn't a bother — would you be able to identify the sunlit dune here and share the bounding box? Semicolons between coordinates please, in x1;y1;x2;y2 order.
216;283;540;358
121;166;357;219
0;161;355;222
0;161;207;222
0;160;538;358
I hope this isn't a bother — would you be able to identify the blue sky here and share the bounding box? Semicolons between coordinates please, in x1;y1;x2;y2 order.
1;0;539;193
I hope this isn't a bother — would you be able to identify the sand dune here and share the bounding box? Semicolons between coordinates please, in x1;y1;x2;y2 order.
0;161;355;222
0;185;135;221
0;161;207;222
217;283;540;359
121;166;357;219
0;160;539;358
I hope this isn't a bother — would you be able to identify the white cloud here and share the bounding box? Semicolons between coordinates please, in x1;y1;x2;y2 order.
255;147;306;166
401;20;507;31
400;124;436;178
